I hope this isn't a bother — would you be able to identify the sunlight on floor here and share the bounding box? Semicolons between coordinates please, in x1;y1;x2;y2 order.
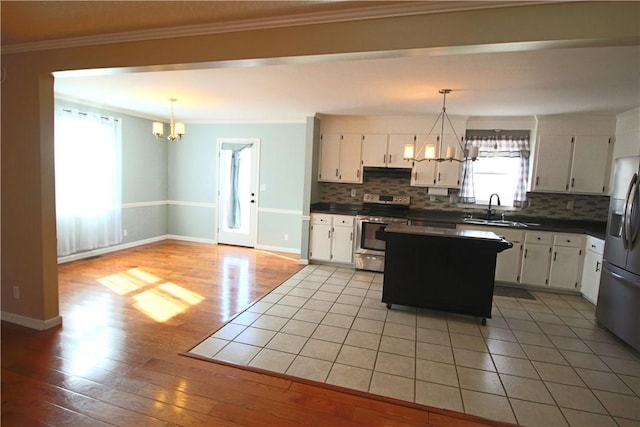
97;267;161;295
97;268;204;322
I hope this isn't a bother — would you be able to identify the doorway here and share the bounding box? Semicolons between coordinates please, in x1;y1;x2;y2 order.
217;138;260;247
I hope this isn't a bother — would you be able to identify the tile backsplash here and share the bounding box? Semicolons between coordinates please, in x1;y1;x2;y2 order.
319;172;609;222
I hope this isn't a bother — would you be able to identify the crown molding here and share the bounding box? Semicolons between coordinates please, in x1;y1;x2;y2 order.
1;1;542;54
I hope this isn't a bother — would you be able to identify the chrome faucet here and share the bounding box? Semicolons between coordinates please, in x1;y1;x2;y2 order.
487;193;501;220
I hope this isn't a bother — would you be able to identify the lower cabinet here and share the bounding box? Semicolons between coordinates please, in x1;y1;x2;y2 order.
458;225;586;291
309;213;354;264
581;236;605;304
521;231;553;287
548;233;585;290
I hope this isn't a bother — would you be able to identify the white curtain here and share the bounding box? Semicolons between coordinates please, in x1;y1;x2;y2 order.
55;107;122;256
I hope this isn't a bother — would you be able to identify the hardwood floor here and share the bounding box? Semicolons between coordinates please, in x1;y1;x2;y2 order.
2;240;506;426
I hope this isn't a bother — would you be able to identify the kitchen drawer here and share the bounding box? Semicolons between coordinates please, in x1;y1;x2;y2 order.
586;235;605;254
553;233;584;248
311;213;332;225
333;215;355;227
525;231;554;245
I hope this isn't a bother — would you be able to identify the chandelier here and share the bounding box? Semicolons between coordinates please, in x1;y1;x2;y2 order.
403;89;478;162
152;98;185;142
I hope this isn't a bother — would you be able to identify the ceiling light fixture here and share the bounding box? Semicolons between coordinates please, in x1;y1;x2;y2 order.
403;89;478;162
152;98;185;142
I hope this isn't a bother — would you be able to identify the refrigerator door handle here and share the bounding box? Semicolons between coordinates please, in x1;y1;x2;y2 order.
623;173;638;249
630;178;640;248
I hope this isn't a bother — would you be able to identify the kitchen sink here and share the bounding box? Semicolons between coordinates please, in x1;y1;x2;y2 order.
462;218;532;228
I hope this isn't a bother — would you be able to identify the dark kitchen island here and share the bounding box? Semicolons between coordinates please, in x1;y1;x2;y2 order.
377;224;513;324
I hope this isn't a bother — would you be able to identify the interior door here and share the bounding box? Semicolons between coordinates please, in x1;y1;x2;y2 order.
217;138;259;247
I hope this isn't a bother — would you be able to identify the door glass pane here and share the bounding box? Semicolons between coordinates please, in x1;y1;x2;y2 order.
220;144;252;234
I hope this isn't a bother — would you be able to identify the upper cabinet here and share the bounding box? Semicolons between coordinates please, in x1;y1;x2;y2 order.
410;133;463;188
362;134;412;168
318;133;363;183
532;115;615;195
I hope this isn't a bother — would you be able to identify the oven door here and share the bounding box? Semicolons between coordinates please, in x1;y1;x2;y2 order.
355;216;407;255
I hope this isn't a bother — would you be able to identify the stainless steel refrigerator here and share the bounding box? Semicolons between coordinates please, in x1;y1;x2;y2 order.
597;156;640;352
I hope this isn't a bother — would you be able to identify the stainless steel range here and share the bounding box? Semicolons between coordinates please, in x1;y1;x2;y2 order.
354;194;410;272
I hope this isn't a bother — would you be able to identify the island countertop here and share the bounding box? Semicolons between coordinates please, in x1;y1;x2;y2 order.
379;223;512;246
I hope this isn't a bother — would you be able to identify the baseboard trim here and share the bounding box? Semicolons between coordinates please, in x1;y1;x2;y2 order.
166;235;217;245
254;244;301;255
57;236;167;264
57;235;303;263
1;311;63;330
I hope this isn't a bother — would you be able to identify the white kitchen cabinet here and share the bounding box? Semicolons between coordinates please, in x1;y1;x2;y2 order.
410;134;462;188
533;135;573;192
411;134;438;186
520;231;553;287
570;135;612;194
309;214;354;264
581;236;605;304
318;133;341;183
331;216;355;264
532;123;613;195
318;133;363;183
494;228;525;283
549;233;585;290
362;134;412;168
309;214;332;261
361;134;388;167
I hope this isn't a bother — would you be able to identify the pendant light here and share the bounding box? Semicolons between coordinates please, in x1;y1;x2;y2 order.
403;89;478;162
152;98;185;141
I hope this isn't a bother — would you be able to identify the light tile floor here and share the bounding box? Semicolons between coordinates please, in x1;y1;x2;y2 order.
189;265;640;426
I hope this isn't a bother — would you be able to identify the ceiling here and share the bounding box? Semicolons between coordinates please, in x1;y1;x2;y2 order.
3;1;640;123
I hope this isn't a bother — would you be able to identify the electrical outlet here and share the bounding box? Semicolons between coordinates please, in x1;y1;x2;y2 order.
123;229;128;237
284;234;289;241
12;285;20;299
566;200;574;210
350;189;357;197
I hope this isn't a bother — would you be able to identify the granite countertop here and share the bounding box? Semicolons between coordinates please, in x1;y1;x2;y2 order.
310;203;607;240
380;224;506;242
310;202;362;216
407;209;607;240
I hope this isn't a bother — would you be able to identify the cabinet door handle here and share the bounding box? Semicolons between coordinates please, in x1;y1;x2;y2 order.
524;249;528;258
383;154;387;164
389;154;392;163
328;230;331;238
438;172;441;182
536;176;540;186
350;232;353;241
335;168;339;177
553;251;557;261
596;261;601;272
357;169;360;178
571;178;575;188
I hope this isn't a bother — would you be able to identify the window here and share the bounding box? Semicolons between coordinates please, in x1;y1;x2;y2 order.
55;107;122;256
459;132;530;208
471;156;520;206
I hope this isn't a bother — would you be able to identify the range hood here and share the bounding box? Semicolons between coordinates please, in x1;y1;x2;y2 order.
363;166;412;179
